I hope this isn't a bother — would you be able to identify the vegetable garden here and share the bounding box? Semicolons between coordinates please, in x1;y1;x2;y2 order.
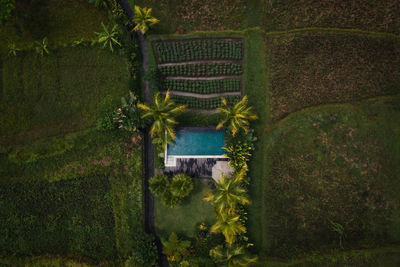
152;38;243;110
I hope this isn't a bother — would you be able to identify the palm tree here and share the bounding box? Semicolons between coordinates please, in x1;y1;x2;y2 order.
138;90;186;142
216;95;258;136
133;5;159;34
170;174;193;198
162;232;191;264
204;167;250;215
95;22;121;52
210;211;246;244
210;244;258;267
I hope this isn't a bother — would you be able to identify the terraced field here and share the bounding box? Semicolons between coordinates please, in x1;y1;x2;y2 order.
152;38;243;110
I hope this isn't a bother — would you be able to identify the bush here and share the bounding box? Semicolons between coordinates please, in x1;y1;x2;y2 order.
170;174;194;198
0;0;15;25
126;230;158;266
114;91;146;133
223;129;256;170
149;174;170;197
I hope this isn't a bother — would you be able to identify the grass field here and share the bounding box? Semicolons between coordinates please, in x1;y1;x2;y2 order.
0;175;116;261
0;47;129;144
0;129;144;263
0;0;109;54
267;32;400;121
261;0;400;34
133;0;246;34
155;178;216;239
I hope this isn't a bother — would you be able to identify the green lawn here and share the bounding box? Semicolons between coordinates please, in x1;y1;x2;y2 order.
155;178;216;239
0;47;129;144
0;0;109;54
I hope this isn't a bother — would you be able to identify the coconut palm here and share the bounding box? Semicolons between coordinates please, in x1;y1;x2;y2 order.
170;174;193;198
133;5;159;34
216;95;258;136
138;90;186;142
204;167;250;215
210;211;246;244
210;244;258;267
95;22;121;52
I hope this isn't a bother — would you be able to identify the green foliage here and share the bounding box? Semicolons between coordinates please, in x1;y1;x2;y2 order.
113;91;146;133
88;0;108;8
0;176;116;261
158;62;243;77
209;244;257;267
34;37;50;56
95;22;121;52
223;129;256;170
162;232;191;266
217;95;258;136
0;0;15;25
164;79;241;94
155;39;243;63
125;230;158;266
97;112;118;132
7;43;20;56
149;174;170;197
1;47;129;136
150;173;194;208
170;174;194;198
170;94;240;110
133;5;159;34
138;90;186;152
210;211;246;244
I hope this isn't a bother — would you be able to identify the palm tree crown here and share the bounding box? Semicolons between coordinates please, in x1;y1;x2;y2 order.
133;5;159;34
210;244;258;267
210;212;246;244
217;95;258;136
138;90;186;142
204;167;250;215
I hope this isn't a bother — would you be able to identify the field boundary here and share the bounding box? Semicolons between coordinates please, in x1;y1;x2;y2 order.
264;27;400;39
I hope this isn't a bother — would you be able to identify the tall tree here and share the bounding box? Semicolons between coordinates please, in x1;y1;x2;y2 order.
210;212;246;244
133;5;159;34
216;95;258;136
210;244;258;267
204;167;250;215
138;90;186;148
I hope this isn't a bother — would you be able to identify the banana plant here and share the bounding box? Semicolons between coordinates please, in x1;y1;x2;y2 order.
95;22;121;53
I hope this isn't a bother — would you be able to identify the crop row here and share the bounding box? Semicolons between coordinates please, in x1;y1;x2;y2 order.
159;63;242;77
163;79;241;94
170;95;241;110
154;39;243;63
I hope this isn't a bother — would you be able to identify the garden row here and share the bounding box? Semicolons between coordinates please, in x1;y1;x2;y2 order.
159;62;242;77
154;39;243;63
163;79;241;94
170;94;240;109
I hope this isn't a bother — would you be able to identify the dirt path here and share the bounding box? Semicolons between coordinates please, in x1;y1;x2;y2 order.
165;75;241;81
158;59;242;67
160;90;240;98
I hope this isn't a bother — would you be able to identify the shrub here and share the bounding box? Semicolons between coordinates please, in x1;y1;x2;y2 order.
170;174;194;198
0;0;15;25
223;129;256;170
162;232;191;267
126;230;158;266
114;91;146;133
149;174;169;197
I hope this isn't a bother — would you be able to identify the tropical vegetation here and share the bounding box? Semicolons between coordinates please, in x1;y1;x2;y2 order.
209;244;258;267
95;22;121;52
138;90;186;153
217;95;258;136
133;5;159;34
162;232;191;266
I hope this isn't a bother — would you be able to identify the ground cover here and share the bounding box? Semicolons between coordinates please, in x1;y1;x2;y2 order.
0;47;129;143
250;96;400;257
0;129;144;263
267;32;400;121
149;36;244;110
0;0;109;54
155;178;216;239
261;0;400;34
132;0;246;33
0;175;116;261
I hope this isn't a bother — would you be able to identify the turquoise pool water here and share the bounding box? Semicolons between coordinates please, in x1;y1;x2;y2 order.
167;129;226;156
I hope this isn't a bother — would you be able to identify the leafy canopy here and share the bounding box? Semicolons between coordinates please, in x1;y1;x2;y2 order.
210;244;258;267
133;5;159;34
217;95;258;136
95;22;121;52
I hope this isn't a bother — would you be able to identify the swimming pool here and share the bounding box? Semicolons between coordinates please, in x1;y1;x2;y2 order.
165;127;227;166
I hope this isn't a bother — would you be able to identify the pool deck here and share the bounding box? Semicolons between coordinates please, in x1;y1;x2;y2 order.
164;158;229;178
